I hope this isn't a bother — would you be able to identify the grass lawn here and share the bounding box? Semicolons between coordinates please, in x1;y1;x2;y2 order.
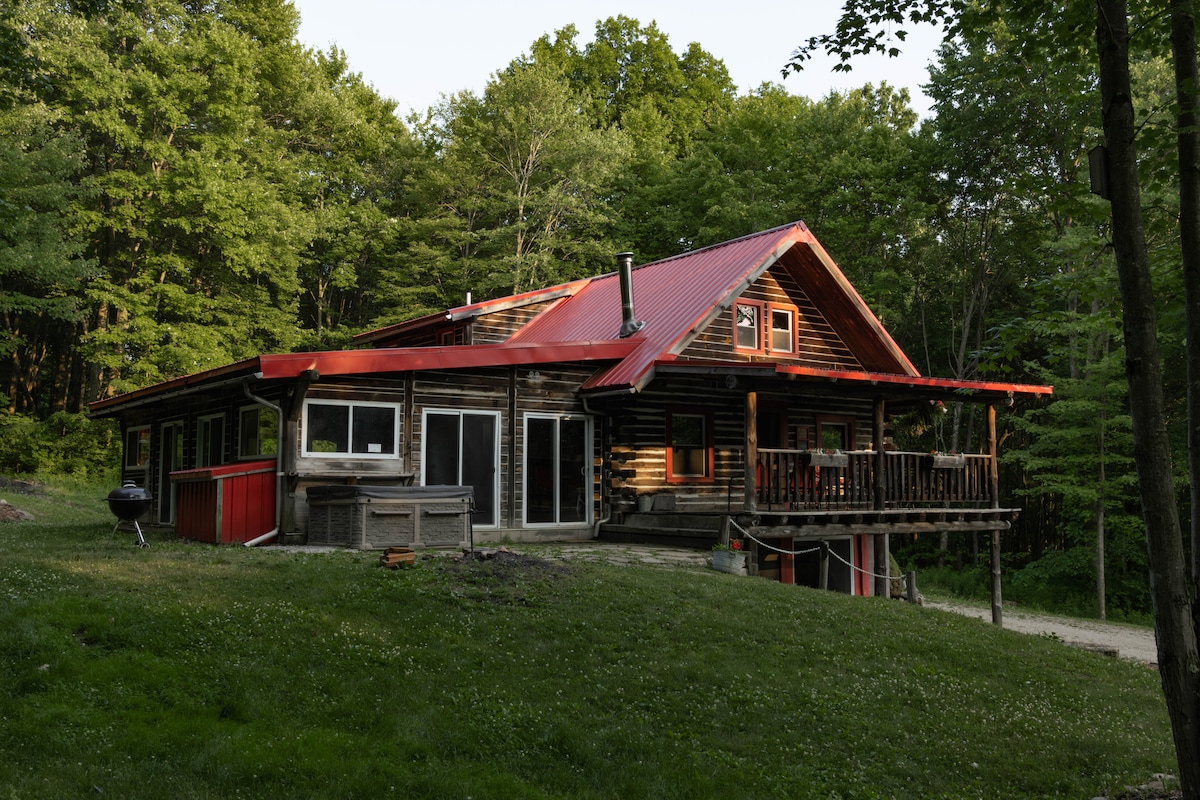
0;478;1177;799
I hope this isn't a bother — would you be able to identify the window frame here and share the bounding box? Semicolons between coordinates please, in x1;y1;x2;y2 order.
124;426;151;471
238;405;279;460
768;304;797;354
815;414;856;452
420;408;501;528
196;413;225;468
733;300;764;353
301;399;401;460
666;406;715;484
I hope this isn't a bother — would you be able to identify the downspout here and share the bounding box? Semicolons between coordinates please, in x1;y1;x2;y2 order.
243;381;283;547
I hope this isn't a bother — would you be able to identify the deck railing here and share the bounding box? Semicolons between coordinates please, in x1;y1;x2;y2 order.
755;449;993;511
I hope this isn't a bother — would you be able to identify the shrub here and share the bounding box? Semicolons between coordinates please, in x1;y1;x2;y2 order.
0;411;119;478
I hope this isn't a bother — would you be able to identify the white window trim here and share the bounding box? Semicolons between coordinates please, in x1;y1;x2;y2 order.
522;413;593;528
769;305;796;353
419;408;501;528
301;399;401;460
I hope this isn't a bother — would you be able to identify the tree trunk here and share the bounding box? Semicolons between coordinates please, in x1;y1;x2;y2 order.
1171;0;1200;605
1097;2;1200;794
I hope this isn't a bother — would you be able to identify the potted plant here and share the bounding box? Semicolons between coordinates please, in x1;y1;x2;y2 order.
800;449;849;468
711;538;748;575
925;450;966;469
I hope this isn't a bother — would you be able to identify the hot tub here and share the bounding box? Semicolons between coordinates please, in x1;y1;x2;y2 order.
305;485;473;550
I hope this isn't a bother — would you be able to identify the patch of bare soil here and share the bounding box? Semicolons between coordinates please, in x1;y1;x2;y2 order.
433;547;573;606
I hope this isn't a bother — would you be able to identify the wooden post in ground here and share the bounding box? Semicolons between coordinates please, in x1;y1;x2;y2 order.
905;570;919;604
819;540;829;591
988;404;1003;627
872;398;889;599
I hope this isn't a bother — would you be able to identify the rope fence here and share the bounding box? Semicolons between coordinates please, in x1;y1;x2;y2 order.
727;516;909;591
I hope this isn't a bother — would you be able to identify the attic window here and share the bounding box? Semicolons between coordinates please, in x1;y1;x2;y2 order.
770;306;796;353
734;302;762;351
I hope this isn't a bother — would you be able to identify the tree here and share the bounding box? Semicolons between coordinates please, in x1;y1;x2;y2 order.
787;2;1200;792
420;62;629;300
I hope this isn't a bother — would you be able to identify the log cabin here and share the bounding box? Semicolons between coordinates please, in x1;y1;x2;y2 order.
88;221;1052;596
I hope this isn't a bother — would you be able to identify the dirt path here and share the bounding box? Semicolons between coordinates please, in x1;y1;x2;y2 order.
928;601;1158;665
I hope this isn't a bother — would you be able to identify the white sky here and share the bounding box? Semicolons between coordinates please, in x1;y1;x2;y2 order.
291;1;944;120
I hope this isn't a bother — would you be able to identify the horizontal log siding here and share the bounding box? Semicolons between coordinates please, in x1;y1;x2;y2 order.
678;264;863;370
604;380;747;511
471;301;558;344
601;381;877;512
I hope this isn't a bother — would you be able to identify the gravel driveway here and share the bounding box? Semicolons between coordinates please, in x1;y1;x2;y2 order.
928;601;1158;665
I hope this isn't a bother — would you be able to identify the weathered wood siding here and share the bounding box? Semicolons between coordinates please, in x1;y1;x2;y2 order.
678;264;864;371
470;300;558;344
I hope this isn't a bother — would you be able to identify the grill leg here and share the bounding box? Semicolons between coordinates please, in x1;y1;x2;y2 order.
133;521;149;548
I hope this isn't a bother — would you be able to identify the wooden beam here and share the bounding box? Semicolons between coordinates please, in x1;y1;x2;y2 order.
744;390;758;513
988;404;1003;626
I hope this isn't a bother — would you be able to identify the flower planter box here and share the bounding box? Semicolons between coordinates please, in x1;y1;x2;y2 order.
711;549;747;576
925;453;966;469
800;451;848;468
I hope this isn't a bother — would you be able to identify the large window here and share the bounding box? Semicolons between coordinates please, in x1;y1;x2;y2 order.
666;407;713;483
302;400;399;458
816;415;855;451
124;427;150;471
239;406;279;459
196;414;224;468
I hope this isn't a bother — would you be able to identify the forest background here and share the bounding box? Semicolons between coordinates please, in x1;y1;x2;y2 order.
0;0;1189;620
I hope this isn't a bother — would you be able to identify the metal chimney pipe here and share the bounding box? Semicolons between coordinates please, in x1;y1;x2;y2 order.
616;252;645;338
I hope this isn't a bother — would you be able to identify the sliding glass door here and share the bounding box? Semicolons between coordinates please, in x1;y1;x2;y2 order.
525;415;590;526
422;410;499;527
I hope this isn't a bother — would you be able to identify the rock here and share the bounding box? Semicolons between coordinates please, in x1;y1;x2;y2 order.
0;499;34;522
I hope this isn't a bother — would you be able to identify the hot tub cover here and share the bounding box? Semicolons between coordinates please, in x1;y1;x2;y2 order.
307;485;473;502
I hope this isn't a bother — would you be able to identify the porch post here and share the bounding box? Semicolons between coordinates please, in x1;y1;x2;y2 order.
988;404;1003;626
872;397;889;598
744;390;758;513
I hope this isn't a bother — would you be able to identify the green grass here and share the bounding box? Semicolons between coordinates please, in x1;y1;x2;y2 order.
0;478;1177;799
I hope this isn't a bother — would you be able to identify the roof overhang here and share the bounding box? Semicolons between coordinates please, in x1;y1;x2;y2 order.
89;340;638;417
647;361;1052;404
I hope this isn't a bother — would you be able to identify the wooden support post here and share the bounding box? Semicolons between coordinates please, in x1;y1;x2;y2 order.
781;537;795;585
905;570;919;604
744;390;758;513
987;404;1003;626
991;529;1003;626
819;540;829;591
873;533;889;598
719;514;731;547
872;397;886;511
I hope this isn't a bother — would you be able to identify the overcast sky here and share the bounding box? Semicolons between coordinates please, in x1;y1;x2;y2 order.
290;1;944;120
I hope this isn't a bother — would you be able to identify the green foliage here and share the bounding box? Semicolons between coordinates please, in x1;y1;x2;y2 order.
0;518;1176;798
0;411;118;477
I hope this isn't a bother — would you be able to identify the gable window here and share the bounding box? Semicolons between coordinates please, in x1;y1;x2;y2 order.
666;407;714;483
196;414;225;468
124;427;151;471
769;306;795;353
239;406;279;459
303;400;399;458
734;302;762;351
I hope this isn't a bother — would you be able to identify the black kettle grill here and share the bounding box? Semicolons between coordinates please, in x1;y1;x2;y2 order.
106;482;152;548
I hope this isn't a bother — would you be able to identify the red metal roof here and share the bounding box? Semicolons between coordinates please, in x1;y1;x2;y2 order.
509;221;917;392
89;341;636;414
